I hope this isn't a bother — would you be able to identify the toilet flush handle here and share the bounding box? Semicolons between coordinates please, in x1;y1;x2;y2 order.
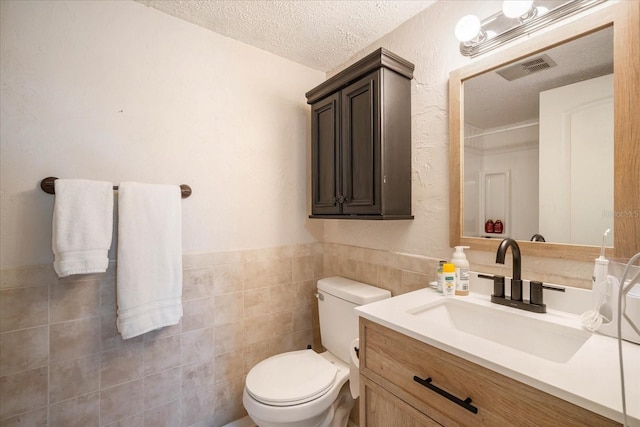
315;292;324;301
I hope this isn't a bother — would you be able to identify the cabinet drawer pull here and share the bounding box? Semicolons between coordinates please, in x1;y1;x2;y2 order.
413;376;478;414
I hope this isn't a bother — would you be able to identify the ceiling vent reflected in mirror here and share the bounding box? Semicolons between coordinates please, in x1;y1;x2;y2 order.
497;54;558;81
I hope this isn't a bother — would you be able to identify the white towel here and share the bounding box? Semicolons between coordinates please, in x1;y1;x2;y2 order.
116;182;183;339
52;179;114;278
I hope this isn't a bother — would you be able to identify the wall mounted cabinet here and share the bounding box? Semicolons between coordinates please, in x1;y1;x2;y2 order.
306;48;414;219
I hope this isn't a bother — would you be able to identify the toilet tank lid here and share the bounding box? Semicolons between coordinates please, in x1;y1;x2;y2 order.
317;277;391;305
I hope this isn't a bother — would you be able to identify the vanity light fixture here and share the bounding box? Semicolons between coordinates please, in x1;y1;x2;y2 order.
454;0;607;57
502;0;537;20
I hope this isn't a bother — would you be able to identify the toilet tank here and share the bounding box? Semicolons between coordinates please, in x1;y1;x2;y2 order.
317;277;391;364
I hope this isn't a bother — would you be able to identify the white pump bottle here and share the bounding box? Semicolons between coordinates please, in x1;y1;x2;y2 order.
452;246;471;296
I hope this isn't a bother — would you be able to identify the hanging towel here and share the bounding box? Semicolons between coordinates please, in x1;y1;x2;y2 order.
52;179;114;278
116;182;183;339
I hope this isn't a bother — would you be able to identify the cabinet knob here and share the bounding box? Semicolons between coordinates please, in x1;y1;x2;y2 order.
337;195;345;204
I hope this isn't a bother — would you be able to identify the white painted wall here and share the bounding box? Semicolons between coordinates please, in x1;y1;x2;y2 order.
1;0;607;284
0;0;325;268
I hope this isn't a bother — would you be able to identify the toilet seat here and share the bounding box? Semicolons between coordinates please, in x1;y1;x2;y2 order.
245;350;338;407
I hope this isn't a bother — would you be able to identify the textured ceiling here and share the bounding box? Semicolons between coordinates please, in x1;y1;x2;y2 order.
136;0;437;72
464;26;613;129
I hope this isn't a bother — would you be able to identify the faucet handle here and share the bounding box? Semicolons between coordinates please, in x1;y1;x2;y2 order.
530;281;544;305
493;275;505;298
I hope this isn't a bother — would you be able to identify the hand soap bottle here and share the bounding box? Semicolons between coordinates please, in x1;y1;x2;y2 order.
452;246;471;296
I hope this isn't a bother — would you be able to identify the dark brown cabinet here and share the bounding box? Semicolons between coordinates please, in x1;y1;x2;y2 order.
306;48;414;219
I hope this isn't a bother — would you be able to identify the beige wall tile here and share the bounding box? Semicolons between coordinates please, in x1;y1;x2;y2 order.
99;379;144;426
268;284;294;313
144;399;181;427
243;339;271;373
377;265;402;296
49;391;99;427
292;255;314;282
269;333;296;356
268;309;293;338
181;386;215;427
269;258;292;285
292;329;315;350
142;319;181;342
144;367;181;410
243;261;270;290
214;350;244;384
214;293;243;326
50;279;100;323
293;305;313;333
50;317;101;362
100;279;117;316
100;342;144;390
215;321;245;355
0;265;56;290
243;287;269;318
49;354;100;403
182;358;215;395
313;254;324;279
243;314;271;346
292;280;315;308
100;314;144;353
182;297;215;332
357;261;379;286
0;407;47;427
143;335;180;376
213;263;243;295
401;270;431;293
0;366;48;420
181;327;215;365
182;268;215;301
213;377;247;426
0;286;48;333
0;326;48;376
103;414;144;427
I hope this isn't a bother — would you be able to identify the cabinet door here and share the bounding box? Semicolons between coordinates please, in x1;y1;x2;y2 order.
341;71;381;215
361;375;441;427
311;92;341;215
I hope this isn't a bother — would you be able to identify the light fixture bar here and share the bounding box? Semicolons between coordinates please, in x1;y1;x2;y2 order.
459;0;608;57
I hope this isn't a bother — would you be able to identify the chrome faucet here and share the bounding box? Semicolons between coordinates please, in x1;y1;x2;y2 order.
492;238;546;313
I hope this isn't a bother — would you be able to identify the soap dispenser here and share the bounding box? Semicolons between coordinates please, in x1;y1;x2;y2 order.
452;246;471;296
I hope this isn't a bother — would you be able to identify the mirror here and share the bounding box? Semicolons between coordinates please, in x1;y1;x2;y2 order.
463;27;613;246
450;2;640;261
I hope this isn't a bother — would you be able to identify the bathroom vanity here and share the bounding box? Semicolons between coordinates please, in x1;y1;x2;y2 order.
356;287;640;426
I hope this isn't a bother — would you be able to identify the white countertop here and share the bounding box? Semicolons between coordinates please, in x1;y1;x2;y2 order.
355;287;640;426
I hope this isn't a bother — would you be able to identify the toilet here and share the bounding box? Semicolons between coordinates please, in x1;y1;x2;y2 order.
242;277;391;427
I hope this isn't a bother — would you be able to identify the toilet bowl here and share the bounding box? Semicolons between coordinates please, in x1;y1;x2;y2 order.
243;351;352;427
242;277;391;427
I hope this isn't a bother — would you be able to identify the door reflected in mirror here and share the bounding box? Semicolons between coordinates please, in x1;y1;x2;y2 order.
462;27;613;246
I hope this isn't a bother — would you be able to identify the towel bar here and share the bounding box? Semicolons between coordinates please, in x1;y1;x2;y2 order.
40;177;192;199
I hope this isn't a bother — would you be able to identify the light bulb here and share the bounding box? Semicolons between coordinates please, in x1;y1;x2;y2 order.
502;0;534;18
455;15;481;43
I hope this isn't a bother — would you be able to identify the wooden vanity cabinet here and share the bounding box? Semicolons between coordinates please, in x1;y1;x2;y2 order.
359;318;620;427
306;48;414;219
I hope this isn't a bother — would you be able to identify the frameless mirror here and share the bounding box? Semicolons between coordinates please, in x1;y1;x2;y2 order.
449;2;640;261
463;27;613;246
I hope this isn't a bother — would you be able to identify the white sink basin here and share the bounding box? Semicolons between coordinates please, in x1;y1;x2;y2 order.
408;298;591;363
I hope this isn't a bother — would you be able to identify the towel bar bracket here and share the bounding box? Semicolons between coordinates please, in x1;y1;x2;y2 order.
40;177;192;199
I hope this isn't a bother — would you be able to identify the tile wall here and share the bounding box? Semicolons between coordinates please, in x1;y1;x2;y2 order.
0;242;438;427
